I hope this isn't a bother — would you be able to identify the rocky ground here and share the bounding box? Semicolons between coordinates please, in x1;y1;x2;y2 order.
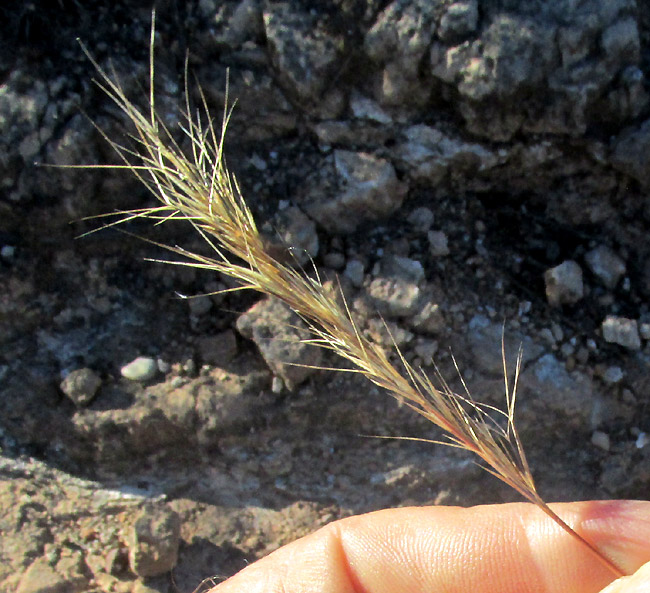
1;1;650;592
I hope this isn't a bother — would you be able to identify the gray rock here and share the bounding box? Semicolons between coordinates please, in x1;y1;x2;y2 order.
0;245;15;260
303;151;407;234
610;118;650;186
544;260;584;306
406;207;434;233
236;297;322;389
121;357;158;382
395;124;501;185
601;18;639;62
591;430;611;452
584;245;626;289
367;256;425;318
413;337;438;362
639;322;650;341
602;366;624;385
429;3;642;140
601;316;641;350
467;315;543;376
188;295;213;317
129;507;181;578
364;0;437;105
428;230;450;257
366;318;413;348
196;331;238;366
322;252;346;270
381;255;425;284
264;206;319;267
194;363;271;445
263;3;343;110
349;92;392;124
220;0;264;48
368;276;421;318
519;354;594;430
438;0;479;42
343;259;365;288
60;368;102;407
409;299;446;335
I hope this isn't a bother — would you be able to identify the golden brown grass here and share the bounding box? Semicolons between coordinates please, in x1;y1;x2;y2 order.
68;15;624;578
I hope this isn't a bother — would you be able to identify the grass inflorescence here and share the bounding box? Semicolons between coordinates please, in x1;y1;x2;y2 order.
67;14;625;579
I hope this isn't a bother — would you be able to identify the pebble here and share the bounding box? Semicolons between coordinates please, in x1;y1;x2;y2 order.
438;0;479;41
560;342;575;358
120;357;158;382
60;368;102;407
406;207;434;233
1;245;16;260
602;366;624;384
539;328;556;347
409;300;446;335
382;255;425;283
428;230;450;256
601;316;641;350
349;91;392;124
591;430;610;451
413;338;438;362
157;359;171;374
584;245;626;288
196;331;238;366
343;259;365;287
639;322;650;340
636;432;649;449
271;376;284;393
323;251;346;269
544;260;584;306
128;507;181;577
368;276;421;317
188;295;213;316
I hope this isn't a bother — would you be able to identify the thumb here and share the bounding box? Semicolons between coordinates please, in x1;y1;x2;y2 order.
599;561;650;593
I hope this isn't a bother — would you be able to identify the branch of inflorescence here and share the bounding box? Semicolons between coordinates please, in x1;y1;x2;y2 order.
50;11;626;580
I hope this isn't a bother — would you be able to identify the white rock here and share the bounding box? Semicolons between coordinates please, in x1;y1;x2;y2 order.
601;316;641;350
121;357;158;382
544;260;583;306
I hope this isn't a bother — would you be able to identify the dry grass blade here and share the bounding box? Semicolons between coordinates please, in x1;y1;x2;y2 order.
73;14;624;578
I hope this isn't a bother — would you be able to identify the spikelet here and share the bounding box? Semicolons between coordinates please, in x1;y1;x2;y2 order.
71;14;623;578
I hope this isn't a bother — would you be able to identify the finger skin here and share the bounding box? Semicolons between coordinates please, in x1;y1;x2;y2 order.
210;500;650;593
599;561;650;593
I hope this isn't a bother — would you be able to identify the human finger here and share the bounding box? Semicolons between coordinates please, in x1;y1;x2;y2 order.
598;560;650;593
210;500;650;593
